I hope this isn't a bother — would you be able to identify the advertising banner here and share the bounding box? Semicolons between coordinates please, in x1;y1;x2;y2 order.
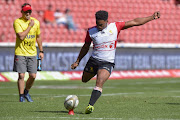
1;69;180;82
0;47;180;72
1;71;69;82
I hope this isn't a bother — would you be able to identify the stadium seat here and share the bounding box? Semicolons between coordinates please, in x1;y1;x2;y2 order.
1;0;179;44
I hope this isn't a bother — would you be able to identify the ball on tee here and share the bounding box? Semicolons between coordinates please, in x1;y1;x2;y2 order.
64;95;79;110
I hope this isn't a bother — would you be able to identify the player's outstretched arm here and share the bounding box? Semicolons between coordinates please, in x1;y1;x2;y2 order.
71;42;91;69
123;11;160;30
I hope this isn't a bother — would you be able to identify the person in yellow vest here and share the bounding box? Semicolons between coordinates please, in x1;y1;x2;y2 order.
13;3;44;102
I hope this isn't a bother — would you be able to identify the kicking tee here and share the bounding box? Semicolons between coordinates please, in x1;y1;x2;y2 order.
13;17;40;56
85;21;125;63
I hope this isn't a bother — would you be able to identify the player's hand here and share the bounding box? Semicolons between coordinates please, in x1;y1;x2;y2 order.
29;19;34;27
39;53;44;60
71;62;79;69
153;11;160;19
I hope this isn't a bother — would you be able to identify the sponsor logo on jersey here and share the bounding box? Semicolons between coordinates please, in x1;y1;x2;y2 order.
93;41;116;51
26;35;35;39
109;30;113;35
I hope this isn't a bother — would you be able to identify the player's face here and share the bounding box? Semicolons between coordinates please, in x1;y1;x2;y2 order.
96;20;108;31
22;10;32;20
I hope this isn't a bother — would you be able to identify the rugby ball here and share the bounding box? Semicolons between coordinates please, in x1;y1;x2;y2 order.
64;95;79;110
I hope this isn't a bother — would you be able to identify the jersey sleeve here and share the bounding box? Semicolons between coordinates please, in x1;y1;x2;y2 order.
85;31;92;43
36;21;41;35
13;20;23;33
115;21;125;33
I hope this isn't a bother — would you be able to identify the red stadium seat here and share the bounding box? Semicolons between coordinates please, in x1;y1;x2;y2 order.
1;0;179;44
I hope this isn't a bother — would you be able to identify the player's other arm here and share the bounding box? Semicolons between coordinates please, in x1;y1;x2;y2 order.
36;34;44;60
16;20;34;40
71;42;91;69
123;11;160;30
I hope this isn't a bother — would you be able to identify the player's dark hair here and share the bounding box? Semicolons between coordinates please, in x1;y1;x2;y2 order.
22;3;31;8
95;10;108;21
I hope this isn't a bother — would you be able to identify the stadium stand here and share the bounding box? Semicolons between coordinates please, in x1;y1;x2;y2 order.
0;0;179;43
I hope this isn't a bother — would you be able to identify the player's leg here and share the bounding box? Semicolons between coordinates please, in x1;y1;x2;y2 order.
90;69;110;105
17;73;26;102
17;73;25;94
24;56;37;102
85;62;113;114
13;55;26;102
25;73;36;91
82;57;97;83
82;71;96;83
24;73;36;102
85;69;110;114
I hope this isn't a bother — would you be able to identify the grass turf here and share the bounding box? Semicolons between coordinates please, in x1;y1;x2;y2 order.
0;78;180;120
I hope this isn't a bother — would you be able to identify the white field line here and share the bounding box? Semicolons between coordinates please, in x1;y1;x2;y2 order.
0;92;144;97
168;90;180;93
0;86;114;89
172;96;180;98
0;116;123;120
0;117;122;120
53;92;144;98
1;94;180;99
32;117;122;120
0;87;16;89
1;93;180;98
128;80;180;85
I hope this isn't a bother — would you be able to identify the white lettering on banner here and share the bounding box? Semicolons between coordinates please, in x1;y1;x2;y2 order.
0;75;5;81
161;70;170;76
151;55;165;69
147;71;157;76
0;55;14;71
2;50;180;72
133;55;151;69
61;70;176;79
57;53;63;70
42;52;90;71
111;72;121;77
166;56;180;69
115;55;132;69
140;71;148;76
0;56;5;71
51;53;58;70
5;55;14;71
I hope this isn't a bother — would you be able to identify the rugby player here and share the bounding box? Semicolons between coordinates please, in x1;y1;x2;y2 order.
71;10;160;114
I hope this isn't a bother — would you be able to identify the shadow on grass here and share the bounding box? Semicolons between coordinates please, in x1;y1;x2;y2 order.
33;110;84;114
166;103;180;105
149;103;180;105
0;101;18;102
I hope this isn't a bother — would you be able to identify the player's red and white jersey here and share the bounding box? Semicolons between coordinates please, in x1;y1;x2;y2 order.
85;21;125;63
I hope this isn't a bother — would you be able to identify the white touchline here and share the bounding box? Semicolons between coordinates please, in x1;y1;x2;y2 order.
0;116;122;120
0;92;144;97
53;92;144;98
1;117;179;120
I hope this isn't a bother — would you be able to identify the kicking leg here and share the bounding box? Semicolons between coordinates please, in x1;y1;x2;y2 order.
82;71;96;83
85;69;110;114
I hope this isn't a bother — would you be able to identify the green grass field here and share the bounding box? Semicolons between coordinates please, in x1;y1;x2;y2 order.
0;78;180;120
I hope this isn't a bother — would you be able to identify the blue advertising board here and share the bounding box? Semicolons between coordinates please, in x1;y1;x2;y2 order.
0;47;180;72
